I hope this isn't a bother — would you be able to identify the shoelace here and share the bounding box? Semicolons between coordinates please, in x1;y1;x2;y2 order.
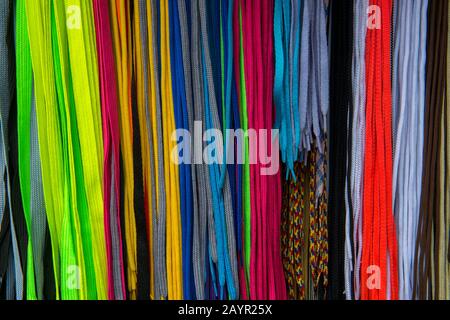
0;0;23;300
26;0;71;299
189;0;218;300
241;0;258;299
63;0;108;299
347;0;368;301
109;0;138;299
446;0;450;300
176;0;205;300
17;0;45;300
328;0;352;300
414;0;448;300
147;0;168;300
161;0;184;300
221;0;244;300
274;0;298;178
93;0;126;300
392;0;428;300
168;0;195;300
131;0;152;300
302;0;329;298
137;0;157;299
437;0;450;300
199;0;239;300
362;0;399;300
220;0;244;300
53;0;90;300
233;1;251;298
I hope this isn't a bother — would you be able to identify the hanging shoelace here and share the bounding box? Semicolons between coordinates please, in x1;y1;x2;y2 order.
362;0;399;300
346;0;368;301
220;0;244;301
282;161;307;300
176;0;205;301
5;0;450;302
17;0;48;300
328;0;352;301
279;0;329;301
437;0;450;300
145;0;169;301
233;1;251;299
240;0;286;301
446;0;450;300
93;0;126;300
109;0;138;299
26;0;72;299
198;0;239;300
392;0;428;301
274;0;299;178
137;0;157;300
158;0;184;300
130;0;152;300
63;0;108;299
301;0;329;299
0;0;24;300
414;0;448;300
168;0;195;300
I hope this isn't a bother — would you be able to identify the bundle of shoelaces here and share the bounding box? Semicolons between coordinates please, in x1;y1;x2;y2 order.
0;0;449;301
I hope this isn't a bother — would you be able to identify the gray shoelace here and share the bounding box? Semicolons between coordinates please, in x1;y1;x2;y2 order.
0;0;23;300
30;83;47;300
190;0;217;299
150;0;168;300
177;0;207;300
138;0;158;300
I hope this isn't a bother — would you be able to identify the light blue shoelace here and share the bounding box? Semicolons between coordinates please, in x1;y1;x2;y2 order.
392;0;428;300
345;0;368;301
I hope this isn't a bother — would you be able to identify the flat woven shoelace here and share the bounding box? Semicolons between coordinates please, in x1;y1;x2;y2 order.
50;1;84;300
26;0;74;299
17;0;43;300
281;161;307;299
392;0;428;300
273;0;298;178
0;0;23;300
63;0;108;299
53;5;84;300
347;0;368;301
301;0;329;298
